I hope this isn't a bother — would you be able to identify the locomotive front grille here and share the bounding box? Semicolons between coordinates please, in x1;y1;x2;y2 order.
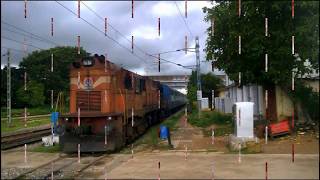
76;91;101;111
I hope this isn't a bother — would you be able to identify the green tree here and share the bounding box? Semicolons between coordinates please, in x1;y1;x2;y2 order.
288;79;319;121
203;1;319;87
19;46;89;105
1;67;25;108
187;71;224;108
16;81;45;107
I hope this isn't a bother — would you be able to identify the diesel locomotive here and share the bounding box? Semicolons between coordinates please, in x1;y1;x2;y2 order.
58;54;186;152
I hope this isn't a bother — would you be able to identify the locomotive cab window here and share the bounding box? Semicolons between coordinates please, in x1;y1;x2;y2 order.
82;57;94;67
124;73;132;89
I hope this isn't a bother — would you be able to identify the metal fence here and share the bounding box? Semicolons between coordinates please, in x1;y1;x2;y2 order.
214;97;232;113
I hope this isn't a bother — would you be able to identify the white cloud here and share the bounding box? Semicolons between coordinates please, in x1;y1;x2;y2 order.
152;2;179;17
188;1;213;12
132;26;161;40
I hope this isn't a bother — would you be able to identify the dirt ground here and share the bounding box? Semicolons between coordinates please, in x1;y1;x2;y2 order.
168;115;319;154
170;115;229;152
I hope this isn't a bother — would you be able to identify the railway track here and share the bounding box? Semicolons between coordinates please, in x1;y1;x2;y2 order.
1;125;51;150
13;153;109;180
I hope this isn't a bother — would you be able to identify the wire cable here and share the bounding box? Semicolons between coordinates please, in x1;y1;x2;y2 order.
56;1;148;64
1;46;30;53
2;36;44;50
2;20;146;72
80;1;191;69
1;21;60;47
2;26;59;47
174;1;194;38
80;2;153;58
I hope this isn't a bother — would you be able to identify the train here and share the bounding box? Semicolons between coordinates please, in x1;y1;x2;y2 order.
57;54;187;152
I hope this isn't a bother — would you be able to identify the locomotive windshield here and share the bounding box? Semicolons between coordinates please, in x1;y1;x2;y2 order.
82;57;94;66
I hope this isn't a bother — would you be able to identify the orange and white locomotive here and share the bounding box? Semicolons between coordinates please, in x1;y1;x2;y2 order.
58;54;186;152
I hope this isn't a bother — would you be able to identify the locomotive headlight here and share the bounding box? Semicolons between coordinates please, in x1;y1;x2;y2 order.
83;58;94;66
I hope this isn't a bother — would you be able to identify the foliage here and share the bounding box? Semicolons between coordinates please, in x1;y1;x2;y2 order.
202;124;233;137
161;111;184;130
16;81;45;107
203;1;319;87
188;110;232;128
134;110;184;148
187;71;224;107
1;67;24;108
187;85;198;104
288;80;319;121
19;46;89;105
31;144;61;153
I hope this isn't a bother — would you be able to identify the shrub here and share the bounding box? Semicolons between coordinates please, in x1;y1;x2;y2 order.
188;110;232;128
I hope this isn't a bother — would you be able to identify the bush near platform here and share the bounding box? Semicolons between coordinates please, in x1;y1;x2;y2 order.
133;111;184;149
160;111;184;130
188;110;232;128
31;144;61;153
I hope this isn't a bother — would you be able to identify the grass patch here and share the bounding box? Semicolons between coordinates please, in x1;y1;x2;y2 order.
160;111;184;130
188;110;233;128
133;110;184;149
188;110;233;137
202;124;233;137
133;124;160;148
1;117;50;133
30;144;61;153
1;105;52;118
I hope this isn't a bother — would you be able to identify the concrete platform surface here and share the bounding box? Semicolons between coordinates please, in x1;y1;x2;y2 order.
1;150;319;179
96;152;319;179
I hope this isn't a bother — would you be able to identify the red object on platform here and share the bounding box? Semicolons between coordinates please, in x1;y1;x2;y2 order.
268;119;290;138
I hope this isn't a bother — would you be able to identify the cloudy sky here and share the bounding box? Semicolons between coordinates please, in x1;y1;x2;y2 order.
1;1;223;76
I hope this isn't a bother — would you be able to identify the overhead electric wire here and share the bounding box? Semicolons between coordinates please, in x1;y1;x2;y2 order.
174;1;194;38
55;1;148;64
2;27;59;47
150;47;196;55
80;2;154;59
2;20;143;72
1;21;60;47
1;46;30;53
80;1;191;70
150;49;181;56
2;36;44;50
1;1;193;72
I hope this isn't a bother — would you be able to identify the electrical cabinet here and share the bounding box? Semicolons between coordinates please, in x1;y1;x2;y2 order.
233;102;254;138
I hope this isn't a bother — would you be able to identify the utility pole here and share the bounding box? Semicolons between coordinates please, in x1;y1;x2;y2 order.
6;49;12;124
195;36;201;117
